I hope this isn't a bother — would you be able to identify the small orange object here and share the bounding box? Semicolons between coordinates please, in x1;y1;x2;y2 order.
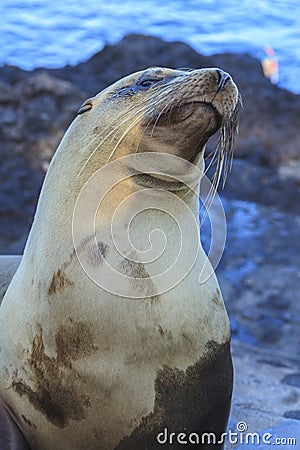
261;45;279;84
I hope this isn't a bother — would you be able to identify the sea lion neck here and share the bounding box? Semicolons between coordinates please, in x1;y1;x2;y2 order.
22;64;239;268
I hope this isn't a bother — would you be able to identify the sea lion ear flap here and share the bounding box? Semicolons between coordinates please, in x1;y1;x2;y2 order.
77;98;94;115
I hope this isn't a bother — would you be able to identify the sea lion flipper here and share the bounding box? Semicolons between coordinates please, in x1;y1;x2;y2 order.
0;400;31;449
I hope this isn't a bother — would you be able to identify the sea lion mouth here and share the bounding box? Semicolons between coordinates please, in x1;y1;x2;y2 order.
129;171;189;191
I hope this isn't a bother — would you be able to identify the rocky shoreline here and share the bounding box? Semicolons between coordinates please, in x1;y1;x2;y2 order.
1;33;300;441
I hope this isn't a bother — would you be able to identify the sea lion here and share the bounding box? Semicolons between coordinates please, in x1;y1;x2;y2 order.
0;66;240;449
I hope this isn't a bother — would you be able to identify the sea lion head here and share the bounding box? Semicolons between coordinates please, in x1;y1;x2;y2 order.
74;67;241;188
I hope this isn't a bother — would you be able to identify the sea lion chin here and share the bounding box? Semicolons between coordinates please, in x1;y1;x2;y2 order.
0;66;240;449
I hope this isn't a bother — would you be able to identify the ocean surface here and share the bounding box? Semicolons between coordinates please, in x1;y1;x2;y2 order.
1;0;299;93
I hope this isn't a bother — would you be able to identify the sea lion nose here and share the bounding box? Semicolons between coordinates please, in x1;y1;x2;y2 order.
216;69;231;91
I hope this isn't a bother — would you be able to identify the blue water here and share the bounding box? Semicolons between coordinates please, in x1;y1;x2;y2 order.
1;0;299;93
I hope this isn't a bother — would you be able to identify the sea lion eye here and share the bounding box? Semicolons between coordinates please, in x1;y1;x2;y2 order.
138;78;161;89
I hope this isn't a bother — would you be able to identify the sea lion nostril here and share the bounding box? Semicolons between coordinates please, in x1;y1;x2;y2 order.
216;69;231;91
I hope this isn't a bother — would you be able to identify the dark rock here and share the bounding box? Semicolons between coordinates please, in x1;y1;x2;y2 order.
47;34;213;95
43;34;300;166
282;374;300;388
0;70;86;253
283;411;300;420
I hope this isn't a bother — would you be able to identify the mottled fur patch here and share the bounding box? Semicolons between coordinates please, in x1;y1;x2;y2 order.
158;326;173;342
78;237;109;266
116;341;233;450
212;288;222;306
48;269;74;296
121;258;159;300
55;320;98;364
21;414;37;429
121;259;150;279
12;321;95;428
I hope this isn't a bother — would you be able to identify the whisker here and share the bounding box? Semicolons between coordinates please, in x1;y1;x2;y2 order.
200;95;241;221
76;73;241;213
107;113;147;162
77;102;155;176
